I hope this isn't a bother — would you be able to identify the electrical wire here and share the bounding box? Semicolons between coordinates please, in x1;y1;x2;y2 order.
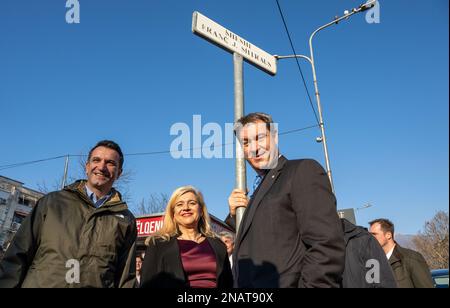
0;124;320;170
275;0;320;126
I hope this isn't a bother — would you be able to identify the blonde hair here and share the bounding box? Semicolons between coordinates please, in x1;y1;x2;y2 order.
145;186;216;245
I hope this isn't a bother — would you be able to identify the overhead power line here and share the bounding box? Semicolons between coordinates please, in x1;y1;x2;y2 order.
275;0;320;126
0;124;319;171
0;155;67;171
278;124;321;136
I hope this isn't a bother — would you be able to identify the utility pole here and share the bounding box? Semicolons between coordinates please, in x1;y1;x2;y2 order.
61;155;69;189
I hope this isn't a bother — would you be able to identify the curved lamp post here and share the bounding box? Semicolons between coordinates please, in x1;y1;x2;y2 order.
275;0;376;193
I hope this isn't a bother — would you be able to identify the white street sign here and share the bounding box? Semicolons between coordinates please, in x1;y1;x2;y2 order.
192;11;277;76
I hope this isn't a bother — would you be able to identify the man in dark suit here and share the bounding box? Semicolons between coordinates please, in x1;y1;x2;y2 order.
226;112;345;288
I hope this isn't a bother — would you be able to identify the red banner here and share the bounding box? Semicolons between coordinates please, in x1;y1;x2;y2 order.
136;215;233;238
136;216;164;237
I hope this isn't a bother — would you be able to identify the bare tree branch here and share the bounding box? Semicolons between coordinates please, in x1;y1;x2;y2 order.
37;154;135;205
413;211;449;269
130;193;169;216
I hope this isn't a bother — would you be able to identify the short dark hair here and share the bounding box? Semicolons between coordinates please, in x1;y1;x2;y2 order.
369;218;395;239
87;140;124;169
235;112;274;133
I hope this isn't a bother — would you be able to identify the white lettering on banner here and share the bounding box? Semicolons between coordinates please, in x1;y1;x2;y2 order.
145;221;163;234
136;215;233;238
137;218;164;236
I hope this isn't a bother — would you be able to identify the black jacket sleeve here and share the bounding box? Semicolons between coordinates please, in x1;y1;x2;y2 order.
140;239;161;288
366;236;398;288
409;253;434;288
291;160;345;288
0;198;46;288
224;214;236;232
116;216;137;288
213;238;233;288
219;256;233;288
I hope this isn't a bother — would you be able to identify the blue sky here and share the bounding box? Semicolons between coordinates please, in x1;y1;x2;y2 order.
0;0;448;234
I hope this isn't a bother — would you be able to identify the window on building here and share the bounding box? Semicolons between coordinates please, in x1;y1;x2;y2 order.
18;195;31;207
19;195;30;206
0;198;6;205
12;212;26;225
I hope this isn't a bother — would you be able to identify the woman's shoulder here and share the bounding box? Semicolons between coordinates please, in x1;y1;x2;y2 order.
207;236;227;250
207;235;221;243
145;236;176;248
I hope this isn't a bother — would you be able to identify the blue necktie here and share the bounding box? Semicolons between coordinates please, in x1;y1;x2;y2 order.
251;175;263;198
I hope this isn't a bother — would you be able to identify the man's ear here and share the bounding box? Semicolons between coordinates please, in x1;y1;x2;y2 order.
117;168;123;179
386;231;393;240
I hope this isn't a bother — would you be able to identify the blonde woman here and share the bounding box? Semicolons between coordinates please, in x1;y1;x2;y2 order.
140;186;233;288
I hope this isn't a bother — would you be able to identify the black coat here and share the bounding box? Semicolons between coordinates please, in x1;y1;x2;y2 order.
341;219;397;288
227;157;345;288
140;236;233;288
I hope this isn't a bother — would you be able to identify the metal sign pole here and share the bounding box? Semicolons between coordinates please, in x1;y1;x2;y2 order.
233;53;247;234
192;11;277;233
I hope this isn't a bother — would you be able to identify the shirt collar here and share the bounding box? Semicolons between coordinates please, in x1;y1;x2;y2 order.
85;184;112;208
256;169;269;178
386;244;396;260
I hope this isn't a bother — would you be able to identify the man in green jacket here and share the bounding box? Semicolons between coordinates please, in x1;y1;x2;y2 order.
369;218;433;288
0;140;137;288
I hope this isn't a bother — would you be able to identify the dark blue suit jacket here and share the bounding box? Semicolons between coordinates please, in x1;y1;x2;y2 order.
227;156;345;288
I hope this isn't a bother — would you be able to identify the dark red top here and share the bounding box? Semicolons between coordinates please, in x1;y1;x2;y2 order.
177;239;217;288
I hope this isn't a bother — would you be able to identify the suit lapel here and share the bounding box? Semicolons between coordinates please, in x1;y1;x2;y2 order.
166;237;187;282
207;238;224;277
236;156;287;248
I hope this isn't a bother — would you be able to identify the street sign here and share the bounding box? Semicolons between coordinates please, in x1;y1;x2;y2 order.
192;11;277;76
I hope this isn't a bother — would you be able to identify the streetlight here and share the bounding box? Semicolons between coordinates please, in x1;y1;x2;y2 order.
338;203;373;224
356;203;373;211
275;0;376;193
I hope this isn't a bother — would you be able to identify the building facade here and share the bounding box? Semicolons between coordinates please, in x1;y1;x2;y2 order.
0;176;43;250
